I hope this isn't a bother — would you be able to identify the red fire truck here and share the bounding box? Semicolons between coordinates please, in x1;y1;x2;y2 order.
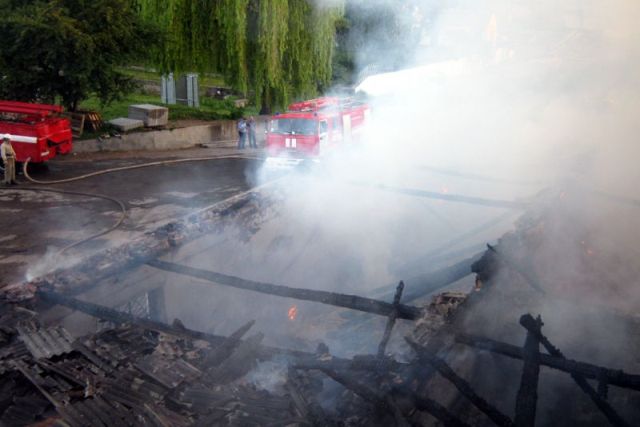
0;101;73;166
265;97;370;167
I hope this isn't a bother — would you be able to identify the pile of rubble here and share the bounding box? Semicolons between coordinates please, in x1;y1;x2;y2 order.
2;189;640;426
0;287;469;426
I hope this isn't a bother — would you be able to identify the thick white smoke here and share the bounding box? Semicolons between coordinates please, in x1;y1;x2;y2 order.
246;0;640;356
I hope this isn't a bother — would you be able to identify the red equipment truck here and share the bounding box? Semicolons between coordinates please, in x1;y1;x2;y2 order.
265;97;370;167
0;101;73;166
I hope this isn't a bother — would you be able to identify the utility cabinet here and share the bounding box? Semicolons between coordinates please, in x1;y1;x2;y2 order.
128;104;169;127
161;73;199;108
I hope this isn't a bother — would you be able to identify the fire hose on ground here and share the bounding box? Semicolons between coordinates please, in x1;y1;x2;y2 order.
9;154;261;253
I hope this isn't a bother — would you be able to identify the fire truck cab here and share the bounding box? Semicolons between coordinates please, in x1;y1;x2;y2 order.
265;97;369;167
0;101;73;165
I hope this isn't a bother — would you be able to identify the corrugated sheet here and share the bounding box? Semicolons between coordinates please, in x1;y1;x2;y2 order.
135;354;202;389
17;325;74;359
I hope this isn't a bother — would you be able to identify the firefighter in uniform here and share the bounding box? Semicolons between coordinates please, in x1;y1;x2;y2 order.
1;135;17;185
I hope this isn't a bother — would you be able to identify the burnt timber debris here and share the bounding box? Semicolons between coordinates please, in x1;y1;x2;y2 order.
1;194;640;425
2;186;274;302
1;276;637;425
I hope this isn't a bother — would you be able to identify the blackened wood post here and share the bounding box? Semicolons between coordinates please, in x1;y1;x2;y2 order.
406;337;515;427
377;281;404;358
147;259;423;320
454;333;640;392
520;314;630;427
514;315;542;427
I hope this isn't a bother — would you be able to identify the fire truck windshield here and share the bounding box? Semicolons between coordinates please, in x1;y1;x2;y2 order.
269;118;317;135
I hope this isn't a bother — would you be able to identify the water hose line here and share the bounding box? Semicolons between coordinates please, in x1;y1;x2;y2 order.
0;186;126;253
22;154;260;185
17;154;261;253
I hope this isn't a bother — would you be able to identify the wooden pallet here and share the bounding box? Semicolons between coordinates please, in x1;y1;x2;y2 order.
84;111;103;131
64;111;104;137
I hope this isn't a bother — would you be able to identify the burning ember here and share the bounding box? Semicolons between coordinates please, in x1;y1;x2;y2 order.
287;305;298;321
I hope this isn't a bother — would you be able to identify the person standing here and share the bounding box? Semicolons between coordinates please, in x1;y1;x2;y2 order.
237;117;247;149
247;116;258;148
1;136;17;186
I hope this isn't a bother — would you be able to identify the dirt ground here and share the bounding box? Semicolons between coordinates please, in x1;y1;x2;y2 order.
0;146;266;286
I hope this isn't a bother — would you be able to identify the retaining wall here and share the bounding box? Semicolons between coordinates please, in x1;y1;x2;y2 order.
73;118;267;153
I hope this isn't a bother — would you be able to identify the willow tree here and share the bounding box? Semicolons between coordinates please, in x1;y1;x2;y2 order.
136;0;343;112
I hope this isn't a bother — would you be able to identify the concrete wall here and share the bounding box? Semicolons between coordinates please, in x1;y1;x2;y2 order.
74;117;268;153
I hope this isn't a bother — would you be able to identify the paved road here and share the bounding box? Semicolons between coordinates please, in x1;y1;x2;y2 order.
0;147;264;285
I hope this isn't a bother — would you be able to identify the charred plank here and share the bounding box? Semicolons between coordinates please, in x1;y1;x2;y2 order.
146;259;423;320
405;337;514;427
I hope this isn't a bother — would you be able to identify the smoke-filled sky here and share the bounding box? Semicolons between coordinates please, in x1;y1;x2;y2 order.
243;0;640;352
353;0;640;191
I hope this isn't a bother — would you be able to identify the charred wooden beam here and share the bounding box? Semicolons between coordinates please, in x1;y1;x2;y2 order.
405;337;514;427
455;333;640;392
37;291;316;361
514;315;542;427
520;314;631;427
146;259;423;320
377;281;404;358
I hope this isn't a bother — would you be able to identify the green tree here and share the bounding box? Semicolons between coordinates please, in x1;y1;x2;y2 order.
137;0;343;113
0;0;158;110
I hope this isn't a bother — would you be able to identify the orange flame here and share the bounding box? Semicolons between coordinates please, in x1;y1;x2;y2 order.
288;305;298;321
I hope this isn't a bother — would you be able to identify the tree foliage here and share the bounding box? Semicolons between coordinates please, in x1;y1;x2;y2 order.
0;0;158;110
137;0;343;112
